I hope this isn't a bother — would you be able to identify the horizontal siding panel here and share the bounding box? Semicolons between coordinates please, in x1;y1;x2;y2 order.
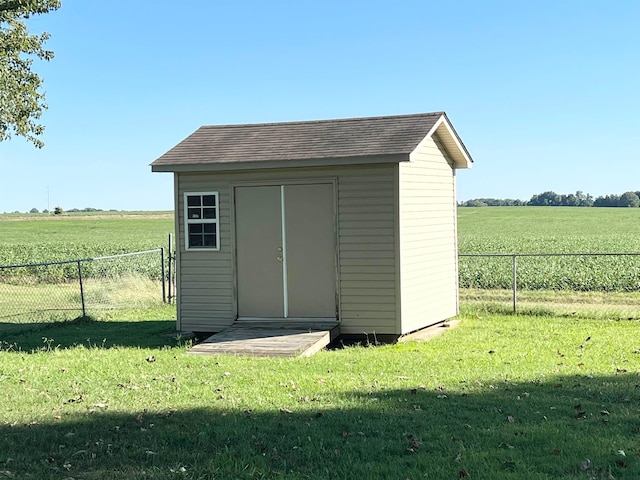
337;165;397;332
340;250;396;259
340;265;395;274
181;257;232;267
399;136;458;333
341;295;396;304
340;258;395;266
340;243;395;252
339;205;394;214
341;304;396;312
339;228;395;237
340;279;396;288
339;236;394;245
339;220;395;230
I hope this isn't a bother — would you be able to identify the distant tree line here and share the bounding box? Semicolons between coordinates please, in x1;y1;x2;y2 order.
460;190;640;207
24;207;117;214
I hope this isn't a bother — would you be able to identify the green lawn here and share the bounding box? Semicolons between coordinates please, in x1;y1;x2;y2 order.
0;311;638;479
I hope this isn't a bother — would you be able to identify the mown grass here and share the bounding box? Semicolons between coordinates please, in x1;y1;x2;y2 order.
0;310;638;479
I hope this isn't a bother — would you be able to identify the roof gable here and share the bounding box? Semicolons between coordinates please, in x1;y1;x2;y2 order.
151;112;473;172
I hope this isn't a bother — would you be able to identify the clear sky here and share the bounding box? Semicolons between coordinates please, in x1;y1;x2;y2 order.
1;0;639;212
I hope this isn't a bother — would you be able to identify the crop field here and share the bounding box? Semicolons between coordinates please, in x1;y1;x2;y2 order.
458;207;640;292
0;212;175;266
0;213;175;322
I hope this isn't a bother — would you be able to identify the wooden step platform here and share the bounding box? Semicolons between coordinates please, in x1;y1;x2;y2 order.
187;321;340;358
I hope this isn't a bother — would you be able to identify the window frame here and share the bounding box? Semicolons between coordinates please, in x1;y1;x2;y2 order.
183;191;220;251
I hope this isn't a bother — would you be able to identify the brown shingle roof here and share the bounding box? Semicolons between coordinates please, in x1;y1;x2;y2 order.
151;112;467;169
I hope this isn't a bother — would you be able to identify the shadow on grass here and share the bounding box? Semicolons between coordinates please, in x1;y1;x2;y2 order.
0;317;180;351
1;374;638;479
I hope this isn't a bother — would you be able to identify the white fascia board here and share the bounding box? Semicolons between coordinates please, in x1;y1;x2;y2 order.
411;115;473;169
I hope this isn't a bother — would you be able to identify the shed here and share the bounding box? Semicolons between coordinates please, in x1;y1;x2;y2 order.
151;112;473;339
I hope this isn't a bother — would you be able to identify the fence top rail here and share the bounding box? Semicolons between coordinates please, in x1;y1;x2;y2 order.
91;248;161;261
0;248;162;270
459;252;640;258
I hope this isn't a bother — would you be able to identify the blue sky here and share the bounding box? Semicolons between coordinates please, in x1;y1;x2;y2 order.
1;0;639;212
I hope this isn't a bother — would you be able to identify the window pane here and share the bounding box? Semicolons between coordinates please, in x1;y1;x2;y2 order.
203;234;217;247
187;195;201;207
203;208;216;219
189;224;203;234
188;207;201;219
189;234;203;247
202;195;216;206
203;223;215;234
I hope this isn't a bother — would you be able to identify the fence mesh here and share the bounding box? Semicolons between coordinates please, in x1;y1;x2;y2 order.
0;249;169;324
459;252;640;316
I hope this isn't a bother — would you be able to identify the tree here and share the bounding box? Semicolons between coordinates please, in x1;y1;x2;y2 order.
29;207;38;213
528;191;561;206
619;191;640;208
53;205;62;214
0;0;60;148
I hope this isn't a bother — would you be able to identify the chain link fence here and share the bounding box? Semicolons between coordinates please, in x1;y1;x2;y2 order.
459;252;640;315
0;249;173;323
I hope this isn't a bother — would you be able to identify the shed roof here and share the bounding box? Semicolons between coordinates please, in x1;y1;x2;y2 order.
151;112;473;172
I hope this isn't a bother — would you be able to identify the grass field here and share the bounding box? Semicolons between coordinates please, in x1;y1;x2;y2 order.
0;311;638;479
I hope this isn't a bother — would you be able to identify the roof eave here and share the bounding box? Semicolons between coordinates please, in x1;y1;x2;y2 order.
150;153;408;173
420;114;473;169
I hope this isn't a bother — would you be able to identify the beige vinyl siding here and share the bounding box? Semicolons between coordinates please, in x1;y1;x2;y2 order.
175;164;398;334
176;176;234;331
337;169;398;334
398;134;458;333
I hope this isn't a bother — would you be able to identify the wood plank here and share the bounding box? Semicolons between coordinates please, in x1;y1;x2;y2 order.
187;322;339;357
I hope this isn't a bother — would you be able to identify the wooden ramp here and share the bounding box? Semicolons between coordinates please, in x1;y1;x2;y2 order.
187;321;340;358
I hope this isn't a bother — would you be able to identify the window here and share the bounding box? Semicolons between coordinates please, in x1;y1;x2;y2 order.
184;192;219;250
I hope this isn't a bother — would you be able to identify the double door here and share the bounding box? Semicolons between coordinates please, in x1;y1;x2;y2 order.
234;183;336;319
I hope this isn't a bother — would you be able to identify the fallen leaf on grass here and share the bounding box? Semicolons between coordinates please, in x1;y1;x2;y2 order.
553;449;561;456
280;408;292;414
0;471;13;478
498;442;514;449
601;410;610;416
406;434;422;453
459;470;469;478
575;411;587;419
507;415;514;423
580;458;591;471
146;355;156;363
65;395;83;404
